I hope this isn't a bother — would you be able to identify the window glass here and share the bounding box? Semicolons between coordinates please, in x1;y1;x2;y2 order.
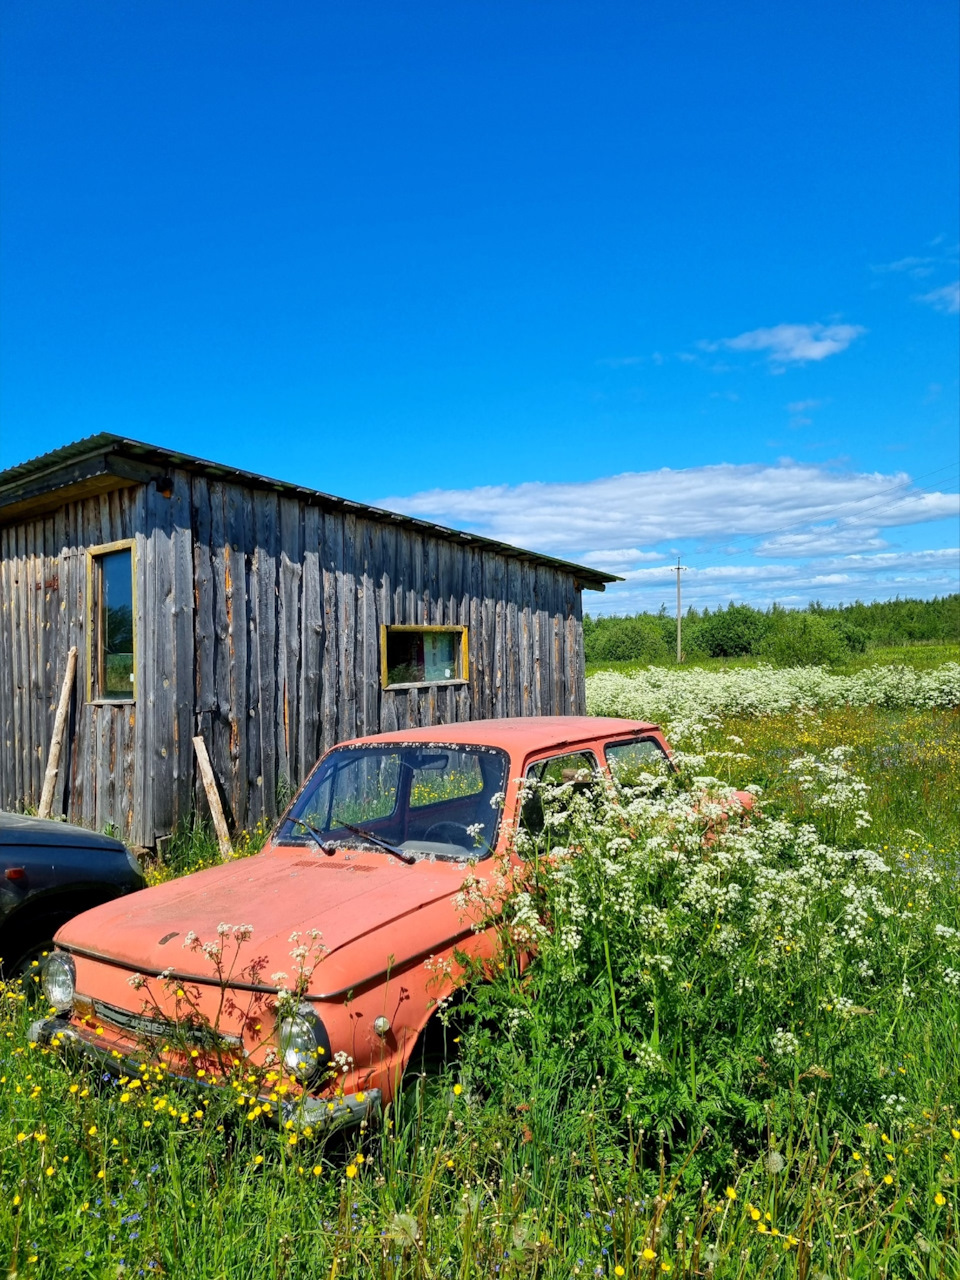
410;750;484;808
328;752;402;828
605;737;671;782
526;751;599;785
384;628;464;686
521;751;599;836
92;547;135;700
278;743;508;861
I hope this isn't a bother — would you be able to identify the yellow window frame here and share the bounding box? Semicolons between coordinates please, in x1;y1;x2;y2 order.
86;538;138;703
380;625;469;689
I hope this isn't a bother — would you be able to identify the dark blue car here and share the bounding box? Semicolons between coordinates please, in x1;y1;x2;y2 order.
0;812;145;975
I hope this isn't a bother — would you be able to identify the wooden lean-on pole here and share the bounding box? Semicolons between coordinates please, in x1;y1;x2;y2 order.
38;646;78;821
192;735;232;857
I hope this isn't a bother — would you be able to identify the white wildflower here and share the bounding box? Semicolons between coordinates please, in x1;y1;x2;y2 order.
771;1027;800;1059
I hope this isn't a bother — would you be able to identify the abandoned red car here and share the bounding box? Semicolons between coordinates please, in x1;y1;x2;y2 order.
32;716;734;1128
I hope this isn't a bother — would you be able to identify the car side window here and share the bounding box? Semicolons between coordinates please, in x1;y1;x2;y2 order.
521;750;599;837
604;737;671;784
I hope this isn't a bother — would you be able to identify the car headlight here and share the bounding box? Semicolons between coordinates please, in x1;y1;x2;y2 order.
277;1003;331;1086
41;952;76;1012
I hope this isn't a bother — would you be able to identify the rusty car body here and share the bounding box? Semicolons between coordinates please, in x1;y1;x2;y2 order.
32;716;742;1128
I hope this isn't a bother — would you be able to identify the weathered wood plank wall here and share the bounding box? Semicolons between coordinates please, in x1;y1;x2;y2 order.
0;487;145;841
0;468;586;844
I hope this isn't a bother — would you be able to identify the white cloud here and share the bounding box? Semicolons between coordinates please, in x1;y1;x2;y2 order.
918;281;960;314
381;463;958;557
871;256;936;279
787;399;824;414
756;528;889;557
379;462;959;612
602;549;959;612
702;323;865;366
577;547;667;567
821;547;959;572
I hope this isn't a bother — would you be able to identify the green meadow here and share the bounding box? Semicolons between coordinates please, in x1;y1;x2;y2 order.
2;652;958;1278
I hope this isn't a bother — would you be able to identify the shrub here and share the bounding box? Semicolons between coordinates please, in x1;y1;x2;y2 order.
756;611;849;666
693;603;769;658
584;614;673;664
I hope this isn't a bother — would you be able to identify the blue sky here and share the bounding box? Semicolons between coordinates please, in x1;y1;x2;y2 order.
2;1;957;613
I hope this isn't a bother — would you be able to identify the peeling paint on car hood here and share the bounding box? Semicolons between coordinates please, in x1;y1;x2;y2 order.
54;844;477;993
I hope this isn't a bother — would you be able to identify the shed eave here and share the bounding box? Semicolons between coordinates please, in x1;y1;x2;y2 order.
0;433;621;589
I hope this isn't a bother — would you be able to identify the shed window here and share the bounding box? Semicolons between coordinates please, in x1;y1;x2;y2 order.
89;544;135;701
381;626;468;688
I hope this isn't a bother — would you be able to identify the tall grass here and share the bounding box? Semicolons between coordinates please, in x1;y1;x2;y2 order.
2;700;958;1278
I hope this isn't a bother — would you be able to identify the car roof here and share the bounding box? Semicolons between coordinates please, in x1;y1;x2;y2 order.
339;716;660;754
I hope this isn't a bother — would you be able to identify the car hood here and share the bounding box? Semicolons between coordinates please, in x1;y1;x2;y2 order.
55;844;480;995
0;811;128;853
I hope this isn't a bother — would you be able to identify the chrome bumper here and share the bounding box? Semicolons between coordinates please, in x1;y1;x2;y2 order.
29;1015;381;1132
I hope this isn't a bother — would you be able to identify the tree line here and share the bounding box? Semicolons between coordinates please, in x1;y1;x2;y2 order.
583;593;960;667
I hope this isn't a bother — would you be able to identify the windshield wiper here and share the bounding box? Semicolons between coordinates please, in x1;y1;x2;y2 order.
292;818;336;855
341;824;416;865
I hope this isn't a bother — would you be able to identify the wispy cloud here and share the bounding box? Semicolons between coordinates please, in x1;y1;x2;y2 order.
786;399;824;414
379;463;959;611
917;281;960;314
606;548;960;612
701;323;866;367
755;528;889;557
871;255;936;279
380;463;957;556
577;547;667;567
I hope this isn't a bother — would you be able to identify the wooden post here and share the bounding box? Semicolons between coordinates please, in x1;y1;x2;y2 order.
38;646;78;820
192;735;233;857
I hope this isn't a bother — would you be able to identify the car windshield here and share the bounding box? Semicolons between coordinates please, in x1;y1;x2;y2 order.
276;743;509;862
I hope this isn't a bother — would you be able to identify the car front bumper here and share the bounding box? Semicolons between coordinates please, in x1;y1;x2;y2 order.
28;1015;381;1132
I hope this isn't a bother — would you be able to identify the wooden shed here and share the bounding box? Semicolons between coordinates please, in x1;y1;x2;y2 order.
0;435;615;847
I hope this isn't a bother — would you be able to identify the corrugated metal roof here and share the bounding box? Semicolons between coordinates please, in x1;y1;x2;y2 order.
0;433;618;589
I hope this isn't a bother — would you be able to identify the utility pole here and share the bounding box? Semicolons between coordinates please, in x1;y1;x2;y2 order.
674;556;688;663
